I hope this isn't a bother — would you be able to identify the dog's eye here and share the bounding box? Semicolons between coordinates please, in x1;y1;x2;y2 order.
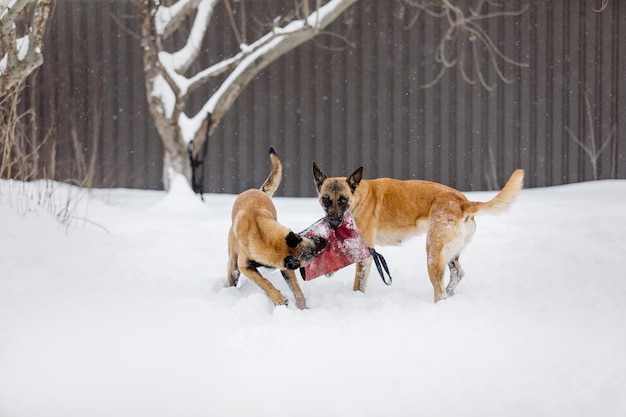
338;196;347;208
322;196;332;208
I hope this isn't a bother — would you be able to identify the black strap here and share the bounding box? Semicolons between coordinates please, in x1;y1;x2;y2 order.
369;247;392;286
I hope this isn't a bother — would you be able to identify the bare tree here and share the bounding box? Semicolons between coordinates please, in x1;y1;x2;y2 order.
139;0;360;191
0;0;53;96
400;0;529;91
566;93;615;181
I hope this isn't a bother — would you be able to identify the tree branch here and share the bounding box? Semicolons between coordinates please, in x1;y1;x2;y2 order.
403;0;529;90
202;0;359;138
156;0;203;39
0;0;53;96
168;0;217;74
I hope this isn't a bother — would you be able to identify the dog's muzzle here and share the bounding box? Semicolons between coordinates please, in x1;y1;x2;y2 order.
301;236;328;262
327;216;343;229
312;236;328;252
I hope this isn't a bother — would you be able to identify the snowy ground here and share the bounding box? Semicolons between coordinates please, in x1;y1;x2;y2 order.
1;176;625;417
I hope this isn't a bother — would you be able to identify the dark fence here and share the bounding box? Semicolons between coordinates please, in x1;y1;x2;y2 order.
20;0;625;196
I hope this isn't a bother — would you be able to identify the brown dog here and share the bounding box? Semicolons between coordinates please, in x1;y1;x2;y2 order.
312;163;524;302
227;148;327;309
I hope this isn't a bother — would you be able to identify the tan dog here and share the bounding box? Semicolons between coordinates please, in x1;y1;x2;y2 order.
227;148;327;309
312;163;524;302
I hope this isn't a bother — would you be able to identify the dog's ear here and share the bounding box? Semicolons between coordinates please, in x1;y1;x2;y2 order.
285;231;302;248
347;167;363;193
312;162;327;191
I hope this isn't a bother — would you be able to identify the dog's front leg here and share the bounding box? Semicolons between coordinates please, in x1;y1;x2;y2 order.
354;257;373;292
426;244;447;303
281;270;307;310
227;231;240;287
241;266;288;307
227;253;240;287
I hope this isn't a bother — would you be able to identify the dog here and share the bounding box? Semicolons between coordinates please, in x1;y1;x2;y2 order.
312;162;524;303
227;147;327;309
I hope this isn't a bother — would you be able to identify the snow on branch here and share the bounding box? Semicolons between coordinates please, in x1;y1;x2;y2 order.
166;0;216;74
0;0;53;95
145;0;358;146
155;0;205;38
199;0;359;138
140;0;359;188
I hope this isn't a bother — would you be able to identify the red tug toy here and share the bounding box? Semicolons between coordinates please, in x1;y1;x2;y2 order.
299;211;371;281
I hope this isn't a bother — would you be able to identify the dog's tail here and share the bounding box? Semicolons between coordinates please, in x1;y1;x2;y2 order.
260;146;282;197
466;169;524;215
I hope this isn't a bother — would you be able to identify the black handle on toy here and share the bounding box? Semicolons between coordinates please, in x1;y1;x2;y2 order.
369;247;392;286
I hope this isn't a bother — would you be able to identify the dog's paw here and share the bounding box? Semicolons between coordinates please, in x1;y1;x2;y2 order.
295;297;307;310
284;256;301;270
273;296;289;307
434;292;448;303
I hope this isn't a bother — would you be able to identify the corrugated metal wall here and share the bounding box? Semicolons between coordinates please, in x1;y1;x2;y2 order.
21;0;625;196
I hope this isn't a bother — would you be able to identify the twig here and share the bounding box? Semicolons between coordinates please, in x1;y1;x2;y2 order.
223;0;243;46
591;0;610;12
402;0;529;90
566;92;616;180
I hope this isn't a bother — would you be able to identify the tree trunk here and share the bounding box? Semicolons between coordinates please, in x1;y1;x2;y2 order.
162;144;192;190
140;0;192;190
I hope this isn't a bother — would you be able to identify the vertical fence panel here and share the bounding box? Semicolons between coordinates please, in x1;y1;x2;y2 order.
18;0;626;196
613;3;623;179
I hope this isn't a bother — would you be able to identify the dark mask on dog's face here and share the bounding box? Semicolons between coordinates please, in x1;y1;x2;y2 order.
313;163;363;229
320;190;349;228
284;232;327;269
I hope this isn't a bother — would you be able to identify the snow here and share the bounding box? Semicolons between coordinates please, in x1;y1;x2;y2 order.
150;74;176;119
1;178;626;417
169;0;215;70
0;36;30;73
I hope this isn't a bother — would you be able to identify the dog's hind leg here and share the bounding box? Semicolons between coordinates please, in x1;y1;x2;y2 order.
281;270;307;310
426;229;448;303
354;257;373;292
446;256;465;297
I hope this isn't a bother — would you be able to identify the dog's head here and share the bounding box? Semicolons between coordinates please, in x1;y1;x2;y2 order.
312;162;363;228
283;231;327;270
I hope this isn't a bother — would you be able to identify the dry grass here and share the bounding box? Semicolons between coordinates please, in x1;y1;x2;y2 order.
0;82;94;229
0;83;42;181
